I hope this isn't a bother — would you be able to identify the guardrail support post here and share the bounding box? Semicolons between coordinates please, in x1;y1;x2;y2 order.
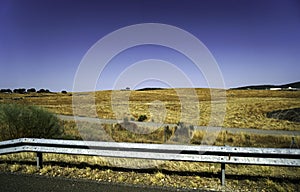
36;152;43;169
221;163;226;186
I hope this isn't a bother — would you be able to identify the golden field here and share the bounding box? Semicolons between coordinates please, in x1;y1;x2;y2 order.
58;120;300;148
0;89;300;191
1;88;299;130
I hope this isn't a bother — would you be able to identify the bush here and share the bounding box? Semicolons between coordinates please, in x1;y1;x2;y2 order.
0;103;63;141
138;115;147;122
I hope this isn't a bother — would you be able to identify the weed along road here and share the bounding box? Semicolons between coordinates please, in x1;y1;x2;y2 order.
58;115;300;136
0;172;202;192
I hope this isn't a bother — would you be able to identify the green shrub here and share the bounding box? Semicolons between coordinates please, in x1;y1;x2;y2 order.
138;115;147;122
0;103;63;141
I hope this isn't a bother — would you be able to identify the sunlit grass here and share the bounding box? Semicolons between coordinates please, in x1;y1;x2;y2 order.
60;119;300;147
0;89;299;190
1;89;299;131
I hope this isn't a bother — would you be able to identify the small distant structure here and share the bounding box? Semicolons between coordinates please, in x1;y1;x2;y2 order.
269;86;299;91
270;87;282;91
121;87;131;91
286;87;299;91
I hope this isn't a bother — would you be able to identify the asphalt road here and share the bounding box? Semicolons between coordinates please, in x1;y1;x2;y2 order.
0;172;202;192
59;115;300;136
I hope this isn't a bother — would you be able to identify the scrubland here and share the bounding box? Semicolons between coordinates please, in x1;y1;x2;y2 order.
0;89;299;191
1;89;299;130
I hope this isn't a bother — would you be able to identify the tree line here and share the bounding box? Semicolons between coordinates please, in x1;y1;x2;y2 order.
0;88;67;94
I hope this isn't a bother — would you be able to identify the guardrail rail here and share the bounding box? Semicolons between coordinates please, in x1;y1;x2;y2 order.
0;138;299;186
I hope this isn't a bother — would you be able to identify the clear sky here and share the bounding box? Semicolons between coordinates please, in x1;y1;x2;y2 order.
0;0;299;92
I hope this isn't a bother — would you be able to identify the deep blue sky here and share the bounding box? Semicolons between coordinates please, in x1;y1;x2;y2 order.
0;0;299;91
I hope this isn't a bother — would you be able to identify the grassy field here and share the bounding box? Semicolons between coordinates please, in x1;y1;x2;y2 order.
60;120;300;148
0;88;299;130
0;89;299;191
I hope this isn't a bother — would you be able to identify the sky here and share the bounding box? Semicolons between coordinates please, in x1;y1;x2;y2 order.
0;0;299;92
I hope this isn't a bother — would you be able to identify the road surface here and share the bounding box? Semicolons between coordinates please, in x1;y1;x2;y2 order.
0;172;203;192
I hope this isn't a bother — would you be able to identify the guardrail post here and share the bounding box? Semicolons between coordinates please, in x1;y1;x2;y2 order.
221;163;226;186
36;152;43;169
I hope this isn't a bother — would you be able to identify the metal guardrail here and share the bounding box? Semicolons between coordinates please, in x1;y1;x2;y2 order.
0;138;300;186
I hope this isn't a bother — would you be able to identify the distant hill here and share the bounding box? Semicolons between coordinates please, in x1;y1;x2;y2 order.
281;81;300;88
231;81;300;90
135;87;165;91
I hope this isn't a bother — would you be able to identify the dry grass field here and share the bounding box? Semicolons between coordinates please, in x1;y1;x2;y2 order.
1;88;299;130
59;120;300;148
0;89;299;191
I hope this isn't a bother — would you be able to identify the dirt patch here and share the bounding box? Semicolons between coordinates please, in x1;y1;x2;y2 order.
266;108;300;122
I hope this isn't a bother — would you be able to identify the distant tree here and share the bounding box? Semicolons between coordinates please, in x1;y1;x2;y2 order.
45;89;50;93
61;90;67;94
27;88;36;93
0;89;12;93
37;89;46;93
13;88;26;94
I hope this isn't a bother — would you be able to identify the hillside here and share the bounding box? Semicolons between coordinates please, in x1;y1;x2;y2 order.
232;81;300;90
